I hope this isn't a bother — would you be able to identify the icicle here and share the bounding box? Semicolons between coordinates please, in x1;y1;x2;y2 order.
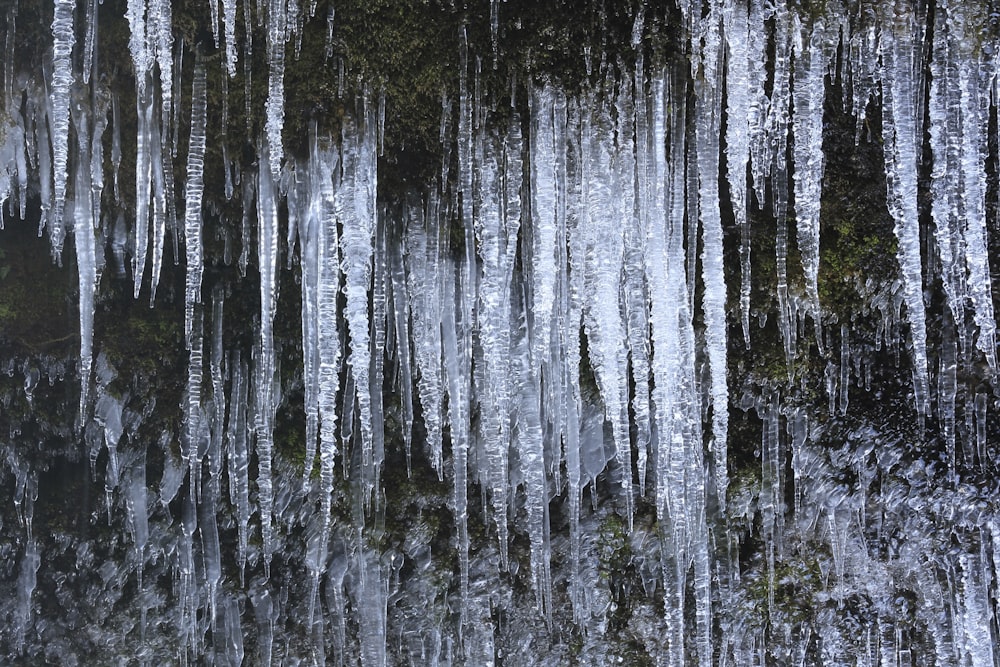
951;5;997;376
578;96;633;525
71;92;97;416
693;3;729;514
227;353;251;580
527;85;562;389
256;156;280;570
513;308;552;621
880;0;930;419
791;13;836;325
388;213;413;466
82;0;98;83
441;258;470;628
405;200;444;475
338;112;377;477
371;206;388;483
111;93;121;201
200;473;223;632
13;540;39;655
133;82;155;298
646;65;699;667
184;58;208;341
265;0;288;181
224;0;238;76
618;81;652;495
316;137;342;624
724;0;754;347
209;287;226;486
48;0;75;257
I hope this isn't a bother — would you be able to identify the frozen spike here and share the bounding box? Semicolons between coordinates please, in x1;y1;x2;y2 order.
151;0;173;123
14;540;39;654
527;85;563;376
126;0;149;95
388;213;413;465
256;158;280;569
132;83;155;298
82;0;97;83
71;94;97;416
149;105;167;304
111;94;121;201
725;0;765;348
791;15;837;324
184;58;208;342
441;257;470;626
578;99;633;525
48;0;75;257
693;5;729;513
209;287;226;484
338;112;377;474
226;352;251;580
617;81;652;494
512;310;552;621
224;0;238;76
880;2;930;419
405;200;445;475
473;117;519;564
265;0;287;181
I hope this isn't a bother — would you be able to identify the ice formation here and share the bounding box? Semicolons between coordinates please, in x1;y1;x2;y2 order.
0;0;998;664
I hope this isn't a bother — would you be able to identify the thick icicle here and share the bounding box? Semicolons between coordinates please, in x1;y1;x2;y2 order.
578;97;633;524
265;0;288;181
693;3;729;513
880;1;930;418
791;13;837;324
724;0;756;347
527;85;562;388
792;10;838;324
474;126;514;564
48;0;75;256
338;111;377;477
405;200;445;475
71;94;98;415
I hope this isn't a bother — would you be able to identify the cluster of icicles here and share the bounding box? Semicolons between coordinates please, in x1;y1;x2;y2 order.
1;0;999;663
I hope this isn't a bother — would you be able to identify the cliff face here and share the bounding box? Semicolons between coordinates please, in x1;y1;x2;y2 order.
1;0;999;664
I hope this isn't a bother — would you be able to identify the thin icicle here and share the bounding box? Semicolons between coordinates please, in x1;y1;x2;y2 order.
256;157;280;571
226;353;251;580
441;258;470;628
184;58;208;343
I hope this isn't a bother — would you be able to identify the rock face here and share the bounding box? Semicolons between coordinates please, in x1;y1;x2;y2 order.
0;0;999;664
